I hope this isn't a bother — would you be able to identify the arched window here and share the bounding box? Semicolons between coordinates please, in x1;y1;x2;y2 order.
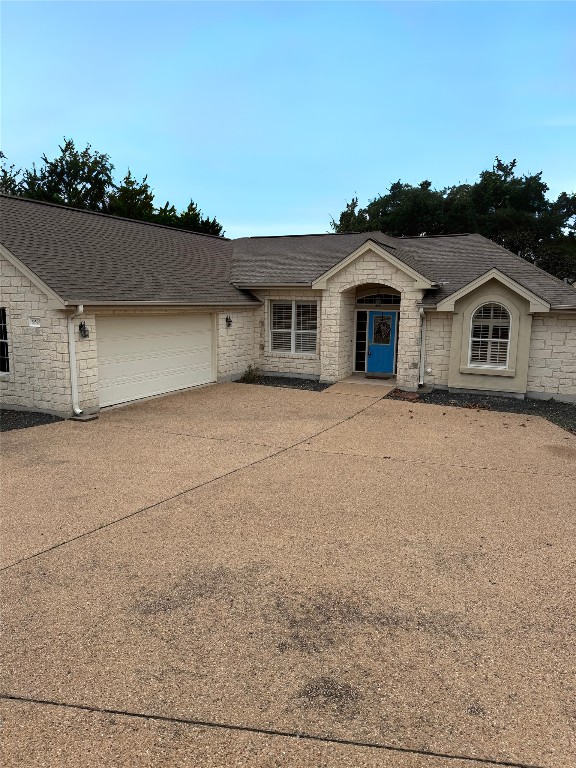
469;303;511;367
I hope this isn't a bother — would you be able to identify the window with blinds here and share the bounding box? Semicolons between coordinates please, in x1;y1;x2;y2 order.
271;301;317;354
469;303;510;367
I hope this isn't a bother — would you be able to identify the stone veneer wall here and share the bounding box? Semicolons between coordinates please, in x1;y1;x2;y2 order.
217;308;259;380
423;311;452;387
0;253;74;413
75;306;261;405
527;312;576;398
252;289;322;377
319;249;424;387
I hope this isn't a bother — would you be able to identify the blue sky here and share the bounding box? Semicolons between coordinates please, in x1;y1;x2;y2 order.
1;1;575;237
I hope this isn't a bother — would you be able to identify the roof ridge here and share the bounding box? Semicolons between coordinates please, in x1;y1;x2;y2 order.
0;193;230;241
238;231;379;240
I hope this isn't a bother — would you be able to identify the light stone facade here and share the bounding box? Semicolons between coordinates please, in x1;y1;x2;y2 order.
0;253;74;413
252;289;322;377
2;250;576;414
527;313;576;399
423;311;453;387
317;248;424;388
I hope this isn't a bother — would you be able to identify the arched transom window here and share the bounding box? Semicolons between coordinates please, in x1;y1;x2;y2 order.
469;303;511;367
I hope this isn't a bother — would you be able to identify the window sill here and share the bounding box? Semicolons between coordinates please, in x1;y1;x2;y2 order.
460;365;515;377
267;351;318;359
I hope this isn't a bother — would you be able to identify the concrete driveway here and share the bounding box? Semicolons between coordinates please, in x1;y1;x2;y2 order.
1;383;575;768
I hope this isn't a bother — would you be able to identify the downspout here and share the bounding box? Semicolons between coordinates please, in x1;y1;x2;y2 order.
68;305;84;415
418;307;426;387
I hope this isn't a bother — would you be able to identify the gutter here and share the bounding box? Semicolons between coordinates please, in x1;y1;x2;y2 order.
62;300;262;307
67;305;84;416
418;308;427;387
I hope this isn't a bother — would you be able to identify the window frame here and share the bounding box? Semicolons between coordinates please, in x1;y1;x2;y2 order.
0;307;9;375
467;302;511;370
269;300;318;356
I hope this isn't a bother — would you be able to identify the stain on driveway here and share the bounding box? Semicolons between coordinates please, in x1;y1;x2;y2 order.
1;384;575;767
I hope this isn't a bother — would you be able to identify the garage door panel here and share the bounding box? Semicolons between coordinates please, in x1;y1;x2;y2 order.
97;315;214;407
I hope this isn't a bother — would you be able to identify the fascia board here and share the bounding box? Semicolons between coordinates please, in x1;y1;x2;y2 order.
0;243;66;308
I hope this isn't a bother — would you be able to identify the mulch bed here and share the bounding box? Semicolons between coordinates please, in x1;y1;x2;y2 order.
388;388;576;434
0;409;64;432
236;376;331;392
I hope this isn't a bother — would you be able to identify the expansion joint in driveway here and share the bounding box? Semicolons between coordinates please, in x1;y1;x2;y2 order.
0;694;544;768
0;397;379;574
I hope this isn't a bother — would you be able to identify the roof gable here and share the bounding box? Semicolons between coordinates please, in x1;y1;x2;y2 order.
435;268;550;312
311;239;435;289
0;242;66;308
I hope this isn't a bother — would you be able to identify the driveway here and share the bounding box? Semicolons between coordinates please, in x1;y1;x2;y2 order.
1;383;575;768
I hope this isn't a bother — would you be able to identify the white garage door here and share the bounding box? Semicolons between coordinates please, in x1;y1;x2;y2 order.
97;314;214;407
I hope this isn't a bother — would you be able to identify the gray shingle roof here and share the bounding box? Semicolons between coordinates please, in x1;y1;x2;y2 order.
2;194;575;309
231;231;576;309
0;195;258;305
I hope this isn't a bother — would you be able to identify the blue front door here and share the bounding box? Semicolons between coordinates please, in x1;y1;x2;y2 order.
366;310;397;374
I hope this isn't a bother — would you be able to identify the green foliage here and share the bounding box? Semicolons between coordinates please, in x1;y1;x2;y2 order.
0;151;22;195
108;170;155;220
331;157;576;280
238;364;261;384
0;139;225;236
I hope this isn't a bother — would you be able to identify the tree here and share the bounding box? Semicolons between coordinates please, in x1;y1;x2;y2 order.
108;170;155;220
331;158;576;280
176;200;224;236
0;151;22;195
0;139;225;236
20;138;115;211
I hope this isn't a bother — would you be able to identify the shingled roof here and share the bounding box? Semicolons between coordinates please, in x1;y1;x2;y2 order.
2;194;575;309
0;195;258;305
231;231;576;309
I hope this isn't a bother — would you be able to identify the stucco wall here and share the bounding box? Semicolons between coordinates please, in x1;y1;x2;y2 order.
319;249;424;387
447;280;533;395
0;253;74;414
423;311;452;387
252;289;322;377
527;312;576;398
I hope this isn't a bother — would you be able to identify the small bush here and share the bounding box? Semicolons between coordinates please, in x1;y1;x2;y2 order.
239;364;261;384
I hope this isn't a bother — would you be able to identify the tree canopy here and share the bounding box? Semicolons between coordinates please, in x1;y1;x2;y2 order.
0;140;224;236
331;158;576;281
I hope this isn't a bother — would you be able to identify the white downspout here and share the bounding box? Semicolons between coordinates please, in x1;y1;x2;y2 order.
418;307;426;387
68;305;84;415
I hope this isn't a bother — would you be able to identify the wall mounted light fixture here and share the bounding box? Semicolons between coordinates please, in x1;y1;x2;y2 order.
225;315;232;327
79;321;90;339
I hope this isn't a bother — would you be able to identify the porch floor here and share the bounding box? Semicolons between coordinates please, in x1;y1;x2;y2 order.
323;374;396;397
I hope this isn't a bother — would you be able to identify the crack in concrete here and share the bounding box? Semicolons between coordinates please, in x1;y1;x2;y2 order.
0;397;378;573
0;694;544;768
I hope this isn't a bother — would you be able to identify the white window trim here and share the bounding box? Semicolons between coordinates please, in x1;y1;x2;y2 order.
269;300;318;356
0;306;9;376
467;302;511;370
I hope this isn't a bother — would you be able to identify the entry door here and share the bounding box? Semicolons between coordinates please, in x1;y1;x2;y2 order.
367;310;397;374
